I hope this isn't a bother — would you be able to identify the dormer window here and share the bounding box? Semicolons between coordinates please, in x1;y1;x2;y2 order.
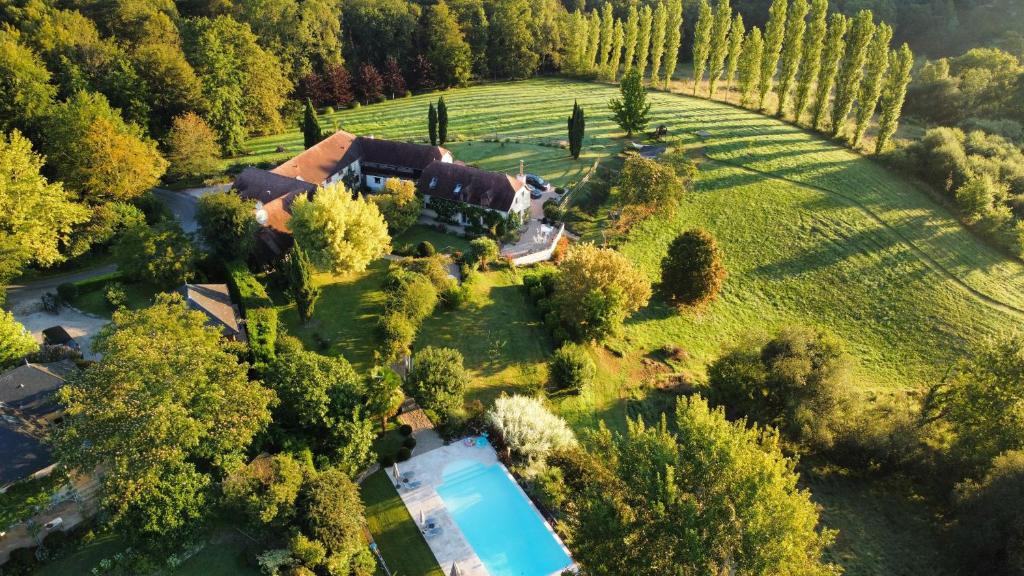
453;183;463;197
429;177;438;189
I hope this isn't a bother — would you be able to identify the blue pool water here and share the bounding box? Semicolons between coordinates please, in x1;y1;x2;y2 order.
436;459;573;576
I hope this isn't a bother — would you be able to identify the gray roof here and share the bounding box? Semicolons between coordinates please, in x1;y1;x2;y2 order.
0;423;52;486
354;137;449;171
179;284;243;337
233;166;316;205
417;162;524;212
0;362;72;418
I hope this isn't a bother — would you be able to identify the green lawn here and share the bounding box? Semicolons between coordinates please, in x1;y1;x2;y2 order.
361;470;444;576
69;280;160;318
393;225;474;255
278;259;391;372
241;77;1024;576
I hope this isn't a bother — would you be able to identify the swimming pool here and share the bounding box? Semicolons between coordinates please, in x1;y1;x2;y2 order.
436;459;573;576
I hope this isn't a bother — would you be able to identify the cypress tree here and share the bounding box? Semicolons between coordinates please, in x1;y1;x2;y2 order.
705;0;732;97
851;23;892;147
599;3;615;71
793;0;828;122
437;96;449;145
302;99;323;149
874;43;913;155
290;242;320;322
568;100;586;159
428;102;438;146
774;0;809;116
738;27;764;108
811;13;849;131
757;0;788;110
649;1;668;85
662;0;684;89
586;10;602;72
830;10;875;138
724;14;745;102
691;0;714;95
607;19;625;81
623;5;640;72
636;5;654;78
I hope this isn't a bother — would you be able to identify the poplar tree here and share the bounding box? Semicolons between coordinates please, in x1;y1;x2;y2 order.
851;23;892;147
437;96;449;145
623;5;640;72
830;10;875;138
428;102;437;145
757;0;788;109
608;19;625;81
724;14;745;101
586;10;602;72
874;43;913;154
691;0;714;95
568;100;586;159
290;242;320;322
599;3;615;71
738;27;764;107
636;5;654;78
649;2;668;85
774;0;809;116
705;0;732;96
302;99;322;149
811;13;849;131
567;10;590;74
662;0;684;88
793;0;828;122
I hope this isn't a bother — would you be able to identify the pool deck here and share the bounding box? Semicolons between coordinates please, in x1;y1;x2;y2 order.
393;442;493;575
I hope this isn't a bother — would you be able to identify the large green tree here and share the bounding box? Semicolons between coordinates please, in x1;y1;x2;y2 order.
635;5;653;77
757;0;788;109
705;0;731;97
793;0;828;121
289;242;320;322
723;14;745;100
371;179;422;235
690;0;713;95
406;346;469;417
830;10;875;137
952;450;1024;576
55;294;275;546
196;191;257;261
774;0;809;116
425;0;472;87
0;309;38;366
288;183;391;274
302;98;323;149
165;112;221;180
622;5;639;73
487;0;539;79
265;349;365;435
738;26;764;107
811;13;849;131
0;29;56;133
874;43;914;154
0;130;89;285
115;221;196;288
660;228;726;307
851;23;893;147
554;396;837;576
303;467;368;572
661;0;683;88
597;3;614;72
608;68;651;137
647;1;668;85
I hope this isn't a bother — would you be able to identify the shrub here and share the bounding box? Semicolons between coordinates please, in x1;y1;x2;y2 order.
406;346;468;417
401;255;453;290
396;447;412;461
105;282;128;310
247;307;279;366
953;450;1024;576
543;200;564;222
380;454;395;467
398;424;413;436
549;343;596;393
467;237;500;270
660;228;727;307
440;284;470;309
378;312;415;361
487;395;576;462
402;436;417;449
383;270;438;322
57;282;78;302
416;240;436;257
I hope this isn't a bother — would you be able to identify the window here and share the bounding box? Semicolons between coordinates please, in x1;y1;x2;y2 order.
429;177;438;189
453;183;463;196
373;176;382;184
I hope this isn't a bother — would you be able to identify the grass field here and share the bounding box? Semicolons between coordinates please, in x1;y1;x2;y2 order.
241;77;1010;575
361;470;444;576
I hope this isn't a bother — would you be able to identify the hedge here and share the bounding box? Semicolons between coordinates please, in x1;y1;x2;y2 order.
227;260;277;364
226;260;274;314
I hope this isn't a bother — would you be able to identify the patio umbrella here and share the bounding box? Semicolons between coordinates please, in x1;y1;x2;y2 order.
449;562;462;576
419;509;426;527
392;463;401;481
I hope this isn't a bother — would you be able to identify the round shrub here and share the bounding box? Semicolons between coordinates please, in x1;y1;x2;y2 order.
56;282;78;302
378;312;415;361
379;454;395;467
324;106;335;115
417;241;436;257
403;436;417;449
396;447;412;461
542;200;564;222
440;285;469;309
549;343;596;393
399;424;413;436
660;228;726;307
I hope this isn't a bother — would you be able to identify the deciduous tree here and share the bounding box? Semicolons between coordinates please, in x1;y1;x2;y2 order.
371;179;422;235
115;221;196;288
0;310;38;366
55;294;275;546
738;26;764;107
851;23;893;147
356;63;384;104
406;346;469;416
487;395;576;462
724;14;745;100
757;0;788;109
617;154;685;209
635;5;653;77
424;0;472;88
488;0;539;79
166;112;220;179
585;10;601;72
648;2;668;85
660;228;726;307
661;0;683;88
608;68;651;137
223;453;305;528
622;5;640;73
0;30;56;133
287;183;391;274
811;13;849;130
691;0;713;95
606;19;625;82
831;10;875;137
303;467;367;571
793;0;827;121
383;56;406;98
775;0;809;116
598;3;614;72
196;191;257;261
705;0;731;96
874;43;914;154
324;64;354;108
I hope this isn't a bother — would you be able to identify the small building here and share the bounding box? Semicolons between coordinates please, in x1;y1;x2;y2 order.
178;284;247;342
417;162;531;225
0;360;75;488
41;326;78;351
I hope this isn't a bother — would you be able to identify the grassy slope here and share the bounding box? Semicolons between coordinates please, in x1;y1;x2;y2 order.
361;470;444;576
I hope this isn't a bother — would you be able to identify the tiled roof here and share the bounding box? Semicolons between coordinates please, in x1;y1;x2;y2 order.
271;130;359;184
417;162;524;212
178;284;243;337
355;137;450;171
234;166;316;205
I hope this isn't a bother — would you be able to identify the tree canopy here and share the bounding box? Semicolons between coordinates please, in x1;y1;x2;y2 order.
288;183;391;274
